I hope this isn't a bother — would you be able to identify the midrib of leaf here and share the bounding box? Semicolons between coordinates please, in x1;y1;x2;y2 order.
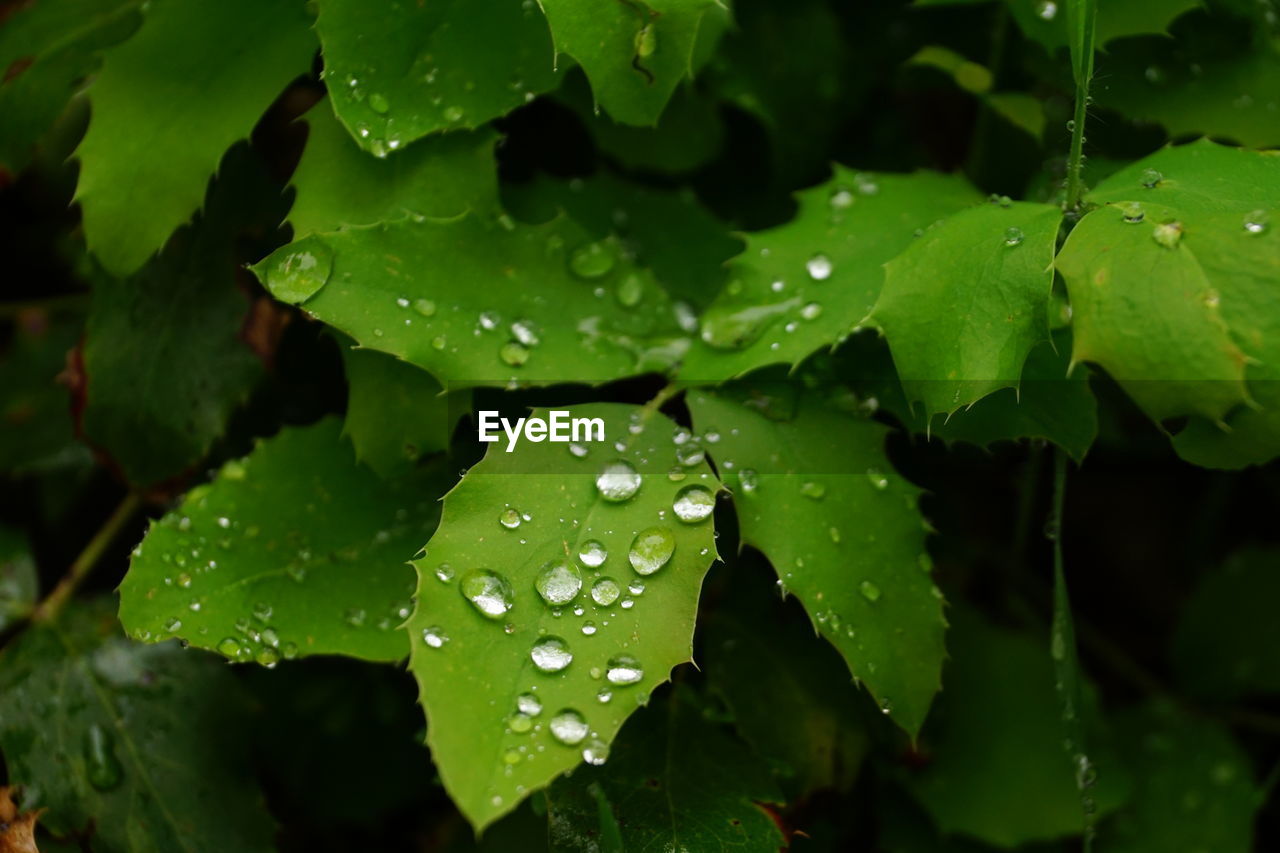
52;622;199;853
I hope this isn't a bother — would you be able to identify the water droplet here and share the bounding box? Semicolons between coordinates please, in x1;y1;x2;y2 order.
1153;221;1183;249
413;298;437;317
698;299;798;350
673;484;715;523
616;273;644;307
422;626;449;648
1122;202;1145;224
435;562;455;583
568;442;589;459
860;580;882;603
535;558;583;606
502;748;522;765
1004;227;1024;247
84;724;123;791
800;302;823;321
511;319;540;347
509;712;533;733
800;481;826;500
1037;0;1058;21
459;569;515;619
500;341;529;367
345;607;367;627
443;105;464;123
629;527;675;575
1244;210;1269;235
256;646;281;668
517;693;543;715
806;254;833;280
582;738;609;765
628;580;645;595
634;22;656;58
266;238;333;304
606;654;644;685
596;460;642;502
1141;168;1163;189
866;468;889;490
596;687;613;703
576;540;608;569
499;507;522;529
549;709;589;744
531;636;573;672
830;187;854;209
163;617;183;633
581;620;597;635
216;637;241;658
591;577;622;606
369;92;390;113
569;240;617;279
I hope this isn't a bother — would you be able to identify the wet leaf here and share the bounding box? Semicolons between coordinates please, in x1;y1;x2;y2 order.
0;526;38;632
405;402;721;829
687;387;945;736
119;417;446;663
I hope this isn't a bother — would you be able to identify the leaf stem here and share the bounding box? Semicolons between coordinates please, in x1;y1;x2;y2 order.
32;492;144;624
1063;0;1097;213
1063;83;1090;213
640;382;683;420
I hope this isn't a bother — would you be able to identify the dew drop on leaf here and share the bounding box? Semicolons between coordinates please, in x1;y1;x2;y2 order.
535;558;583;606
806;253;833;280
866;468;889;490
1003;227;1024;247
499;507;522;529
800;481;826;500
413;298;436;317
590;577;622;605
860;580;883;603
582;738;610;765
1122;202;1145;224
530;635;573;672
516;692;543;716
216;637;241;659
739;468;759;494
596;460;642;502
422;626;449;648
578;539;607;568
459;569;515;619
568;240;617;279
1153;221;1183;249
1244;210;1269;235
672;484;715;523
1141;168;1163;188
549;708;589;744
628;527;675;575
605;654;644;685
266;237;333;304
499;341;529;367
508;712;533;733
435;562;455;583
84;723;123;791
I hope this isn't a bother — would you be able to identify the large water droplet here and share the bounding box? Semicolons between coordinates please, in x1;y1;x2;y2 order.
266;237;333;304
629;527;675;575
459;569;515;619
531;636;573;672
605;654;644;685
569;240;617;279
549;709;589;744
591;577;622;606
806;254;833;280
535;558;583;605
672;484;715;523
517;692;543;715
84;724;123;791
582;738;610;765
596;460;642;502
578;539;608;568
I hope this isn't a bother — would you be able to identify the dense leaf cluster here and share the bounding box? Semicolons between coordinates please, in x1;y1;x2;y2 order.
2;0;1279;850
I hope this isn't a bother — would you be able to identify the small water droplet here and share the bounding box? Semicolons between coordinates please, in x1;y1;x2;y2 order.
422;626;449;648
591;577;622;606
549;708;589;744
531;636;573;672
369;92;390;113
435;562;455;583
569;240;617;279
413;298;437;317
578;539;608;568
459;569;515;619
582;738;610;765
860;580;882;602
216;637;241;659
84;724;123;791
606;654;644;685
1244;210;1269;235
596;460;642;502
1122;202;1145;224
806;253;833;281
499;507;522;529
500;341;529;367
1004;227;1024;247
1153;220;1183;249
517;693;543;715
800;481;826;500
1141;168;1163;189
673;484;715;523
866;468;889;490
1037;0;1058;21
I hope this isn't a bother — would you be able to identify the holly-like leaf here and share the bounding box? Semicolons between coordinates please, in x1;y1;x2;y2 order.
289;100;499;238
80;146;285;487
1056;140;1278;459
704;559;870;797
903;608;1129;848
545;687;786;852
686;386;945;736
119;417;445;663
73;0;316;276
405;402;721;829
0;600;276;852
1171;547;1280;701
0;526;38;632
537;0;723;126
1102;702;1260;853
679;168;983;384
869;200;1062;418
0;0;141;172
0;309;81;476
502;171;742;309
252;213;685;388
339;343;463;478
314;0;561;156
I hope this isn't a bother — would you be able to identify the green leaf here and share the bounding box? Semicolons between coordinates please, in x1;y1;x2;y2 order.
73;0;316;276
545;688;786;852
935;0;1202;55
906;47;1045;140
686;387;946;736
537;0;723;126
1171;547;1280;701
1094;23;1280;149
0;525;38;631
252;213;684;388
1057;141;1277;443
1066;0;1098;87
119;417;445;663
0;309;82;476
0;599;276;851
679;168;982;384
405;402;721;829
870;200;1062;418
502;171;742;309
1102;702;1260;853
314;0;561;156
903;608;1129;848
704;560;869;797
849;330;1099;461
339;343;463;478
80;146;283;486
289;100;499;238
0;0;141;172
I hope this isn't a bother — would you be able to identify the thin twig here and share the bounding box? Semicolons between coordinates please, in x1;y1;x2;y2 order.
32;492;144;623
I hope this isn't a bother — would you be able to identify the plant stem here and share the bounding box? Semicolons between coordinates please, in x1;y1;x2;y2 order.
640;382;683;420
1063;79;1090;213
32;492;143;624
